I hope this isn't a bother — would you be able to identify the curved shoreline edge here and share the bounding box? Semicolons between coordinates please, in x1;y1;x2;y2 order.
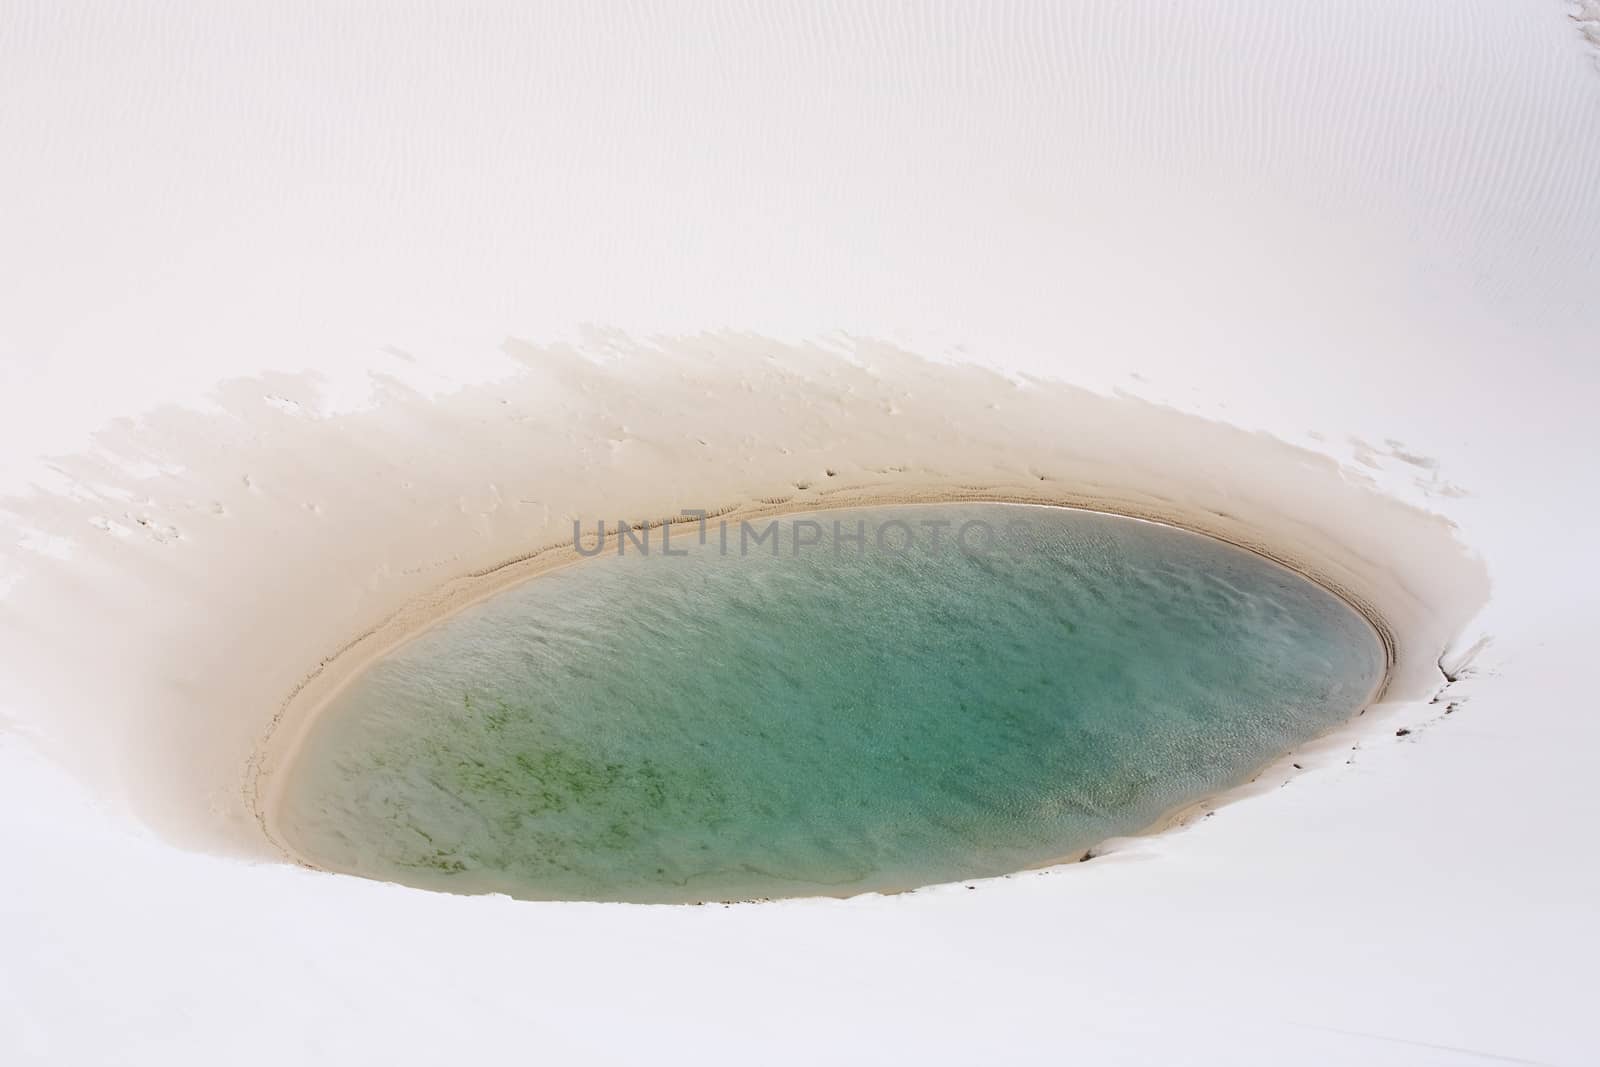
251;489;1399;904
0;337;1490;874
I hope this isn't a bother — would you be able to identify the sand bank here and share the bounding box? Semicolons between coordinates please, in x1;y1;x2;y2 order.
0;336;1485;862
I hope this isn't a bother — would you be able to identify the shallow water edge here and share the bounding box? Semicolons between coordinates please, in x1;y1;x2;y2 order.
253;493;1397;904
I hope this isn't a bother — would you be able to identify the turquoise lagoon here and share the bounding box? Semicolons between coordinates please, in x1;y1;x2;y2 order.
276;504;1384;903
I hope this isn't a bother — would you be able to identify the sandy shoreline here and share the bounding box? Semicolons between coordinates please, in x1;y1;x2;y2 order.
1;336;1488;865
252;489;1399;902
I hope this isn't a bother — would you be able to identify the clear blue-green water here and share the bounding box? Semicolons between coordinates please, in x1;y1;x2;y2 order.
277;504;1384;903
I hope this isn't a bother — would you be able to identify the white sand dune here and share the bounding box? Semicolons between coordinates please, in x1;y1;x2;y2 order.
2;3;1598;1064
